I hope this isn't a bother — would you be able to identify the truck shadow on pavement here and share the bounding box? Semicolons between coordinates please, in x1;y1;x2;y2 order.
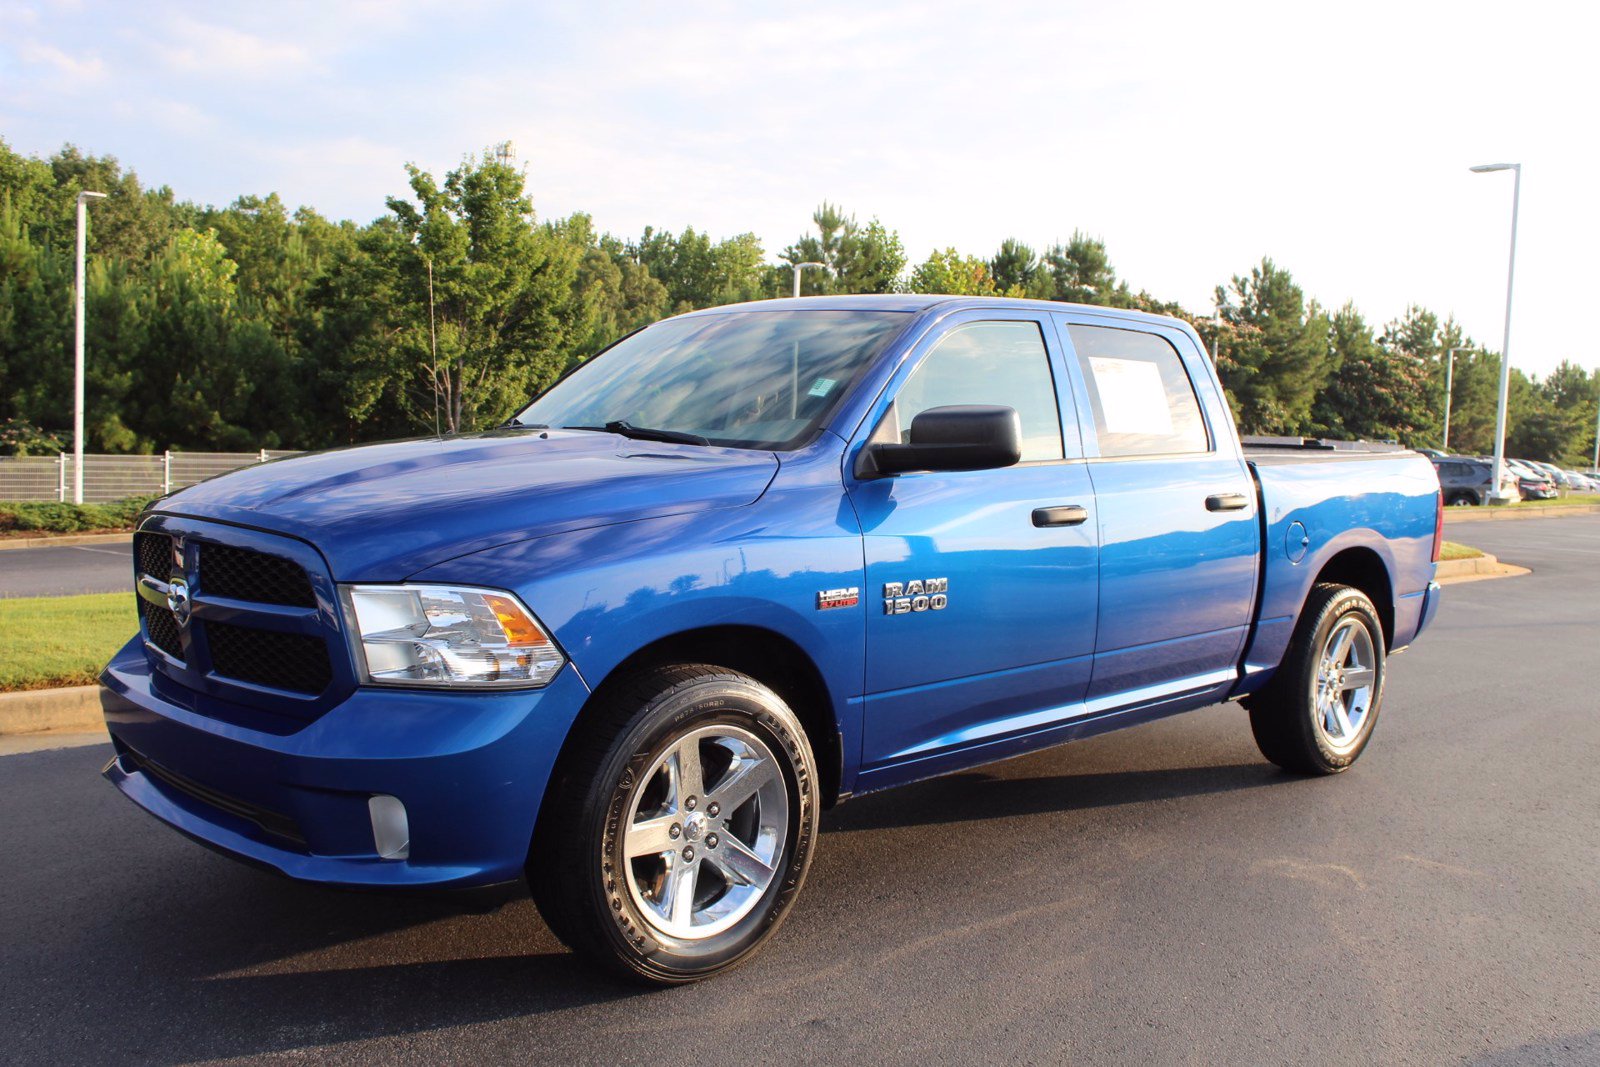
7;737;1289;1061
823;760;1282;834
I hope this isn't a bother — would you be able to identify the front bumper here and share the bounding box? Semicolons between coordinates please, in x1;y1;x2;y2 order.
100;636;590;889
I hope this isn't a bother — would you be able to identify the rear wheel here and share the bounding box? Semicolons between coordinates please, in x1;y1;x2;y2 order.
529;664;817;984
1246;583;1386;775
1445;491;1476;506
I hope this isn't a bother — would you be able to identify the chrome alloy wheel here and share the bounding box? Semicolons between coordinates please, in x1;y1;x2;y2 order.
622;724;789;941
1311;617;1377;754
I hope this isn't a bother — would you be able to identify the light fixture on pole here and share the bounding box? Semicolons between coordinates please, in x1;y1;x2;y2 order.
73;190;108;505
1442;347;1472;452
1469;162;1521;504
792;261;825;299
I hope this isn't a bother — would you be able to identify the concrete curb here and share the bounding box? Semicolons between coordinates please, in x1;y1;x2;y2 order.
0;532;133;551
1445;503;1600;524
1435;552;1528;585
0;685;105;736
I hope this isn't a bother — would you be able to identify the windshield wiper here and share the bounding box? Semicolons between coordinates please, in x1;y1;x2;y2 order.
564;421;710;447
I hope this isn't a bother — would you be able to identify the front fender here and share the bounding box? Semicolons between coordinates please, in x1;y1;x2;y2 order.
408;478;866;785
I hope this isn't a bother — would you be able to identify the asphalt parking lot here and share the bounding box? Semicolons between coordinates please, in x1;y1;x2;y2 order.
0;539;131;598
2;516;1597;1065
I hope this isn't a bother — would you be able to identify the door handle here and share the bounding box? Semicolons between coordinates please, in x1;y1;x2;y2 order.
1206;492;1250;512
1033;505;1089;527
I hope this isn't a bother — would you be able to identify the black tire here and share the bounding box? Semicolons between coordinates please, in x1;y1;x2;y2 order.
1446;492;1476;507
1245;583;1386;775
528;664;818;984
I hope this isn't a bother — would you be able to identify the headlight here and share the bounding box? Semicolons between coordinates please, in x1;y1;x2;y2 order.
340;584;565;688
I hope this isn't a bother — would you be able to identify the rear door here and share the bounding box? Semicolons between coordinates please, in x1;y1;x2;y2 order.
1053;315;1259;705
847;309;1100;776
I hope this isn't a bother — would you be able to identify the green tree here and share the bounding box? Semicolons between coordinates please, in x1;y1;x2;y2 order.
1312;304;1433;445
635;225;767;311
307;149;590;438
1537;361;1600;464
989;238;1051;298
550;214;668;359
1214;259;1335;435
908;248;998;295
1042;232;1123;304
783;203;905;294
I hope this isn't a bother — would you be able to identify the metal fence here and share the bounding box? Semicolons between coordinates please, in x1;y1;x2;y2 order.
0;450;301;503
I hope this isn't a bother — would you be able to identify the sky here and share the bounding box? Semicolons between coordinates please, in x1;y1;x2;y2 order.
2;0;1595;377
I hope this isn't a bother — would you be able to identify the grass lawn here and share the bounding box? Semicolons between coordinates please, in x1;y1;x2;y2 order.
1515;493;1600;507
1439;541;1484;561
0;593;136;691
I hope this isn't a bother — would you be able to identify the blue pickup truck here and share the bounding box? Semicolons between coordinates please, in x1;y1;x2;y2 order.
101;295;1443;982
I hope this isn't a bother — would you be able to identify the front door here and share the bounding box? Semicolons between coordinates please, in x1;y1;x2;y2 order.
846;310;1100;778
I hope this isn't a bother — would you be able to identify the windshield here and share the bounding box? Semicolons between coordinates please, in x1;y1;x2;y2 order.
516;310;909;450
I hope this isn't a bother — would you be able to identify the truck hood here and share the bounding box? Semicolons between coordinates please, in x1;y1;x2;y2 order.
154;429;780;580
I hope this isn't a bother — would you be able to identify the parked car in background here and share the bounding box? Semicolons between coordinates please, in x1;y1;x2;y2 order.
1499;459;1558;500
1565;471;1599;492
1432;457;1519;506
1525;461;1571;490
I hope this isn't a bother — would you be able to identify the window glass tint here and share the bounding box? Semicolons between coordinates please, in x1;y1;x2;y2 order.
1067;325;1208;457
892;321;1064;462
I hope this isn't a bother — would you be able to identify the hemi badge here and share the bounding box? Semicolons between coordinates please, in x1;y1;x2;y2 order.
816;587;860;610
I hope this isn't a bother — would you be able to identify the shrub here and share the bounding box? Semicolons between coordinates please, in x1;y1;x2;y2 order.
0;496;160;534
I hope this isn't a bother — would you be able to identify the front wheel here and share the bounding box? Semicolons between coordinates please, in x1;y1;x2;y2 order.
529;665;818;984
1246;583;1386;775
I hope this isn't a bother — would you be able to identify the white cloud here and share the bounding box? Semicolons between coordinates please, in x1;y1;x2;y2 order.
154;15;313;78
14;38;105;82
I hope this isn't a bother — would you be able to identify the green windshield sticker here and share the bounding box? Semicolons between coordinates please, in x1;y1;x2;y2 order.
808;377;837;397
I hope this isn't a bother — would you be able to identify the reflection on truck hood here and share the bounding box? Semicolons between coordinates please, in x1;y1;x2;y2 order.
153;429;780;580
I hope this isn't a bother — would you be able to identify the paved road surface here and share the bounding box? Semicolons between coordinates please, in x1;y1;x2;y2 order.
0;540;131;598
2;517;1597;1064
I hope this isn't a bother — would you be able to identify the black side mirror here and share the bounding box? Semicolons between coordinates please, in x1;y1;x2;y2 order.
860;405;1023;478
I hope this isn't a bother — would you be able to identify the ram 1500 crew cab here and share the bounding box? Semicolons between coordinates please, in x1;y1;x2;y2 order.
101;295;1443;983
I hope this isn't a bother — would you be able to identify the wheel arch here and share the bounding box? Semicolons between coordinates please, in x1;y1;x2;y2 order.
559;624;844;810
1310;546;1394;648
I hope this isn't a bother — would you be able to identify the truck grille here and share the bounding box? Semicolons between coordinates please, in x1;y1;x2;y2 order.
138;597;184;661
208;622;332;695
135;531;174;579
132;519;348;720
199;542;316;607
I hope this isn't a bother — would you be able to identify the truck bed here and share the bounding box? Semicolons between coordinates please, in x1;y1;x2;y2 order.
1235;446;1441;695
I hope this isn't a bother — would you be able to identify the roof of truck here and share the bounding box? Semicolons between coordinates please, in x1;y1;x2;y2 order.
683;293;1194;331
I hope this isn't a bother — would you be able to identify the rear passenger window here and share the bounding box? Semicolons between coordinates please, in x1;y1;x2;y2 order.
889;321;1064;462
1067;325;1208;457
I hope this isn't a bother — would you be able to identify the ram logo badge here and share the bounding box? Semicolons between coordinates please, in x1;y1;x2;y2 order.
883;578;948;614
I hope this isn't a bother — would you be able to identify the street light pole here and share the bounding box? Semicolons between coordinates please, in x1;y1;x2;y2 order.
1470;163;1521;504
792;261;825;299
1592;376;1599;472
73;190;108;505
1442;347;1471;452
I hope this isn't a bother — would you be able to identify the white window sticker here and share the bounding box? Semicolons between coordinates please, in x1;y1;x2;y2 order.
1088;357;1173;436
808;377;837;398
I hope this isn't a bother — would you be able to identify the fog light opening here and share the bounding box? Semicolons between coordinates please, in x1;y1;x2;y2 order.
369;794;410;860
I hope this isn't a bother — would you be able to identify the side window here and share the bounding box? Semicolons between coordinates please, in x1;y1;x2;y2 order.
1066;324;1209;457
885;321;1064;462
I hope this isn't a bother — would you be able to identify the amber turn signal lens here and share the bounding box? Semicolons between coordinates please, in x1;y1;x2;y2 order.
483;593;549;647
